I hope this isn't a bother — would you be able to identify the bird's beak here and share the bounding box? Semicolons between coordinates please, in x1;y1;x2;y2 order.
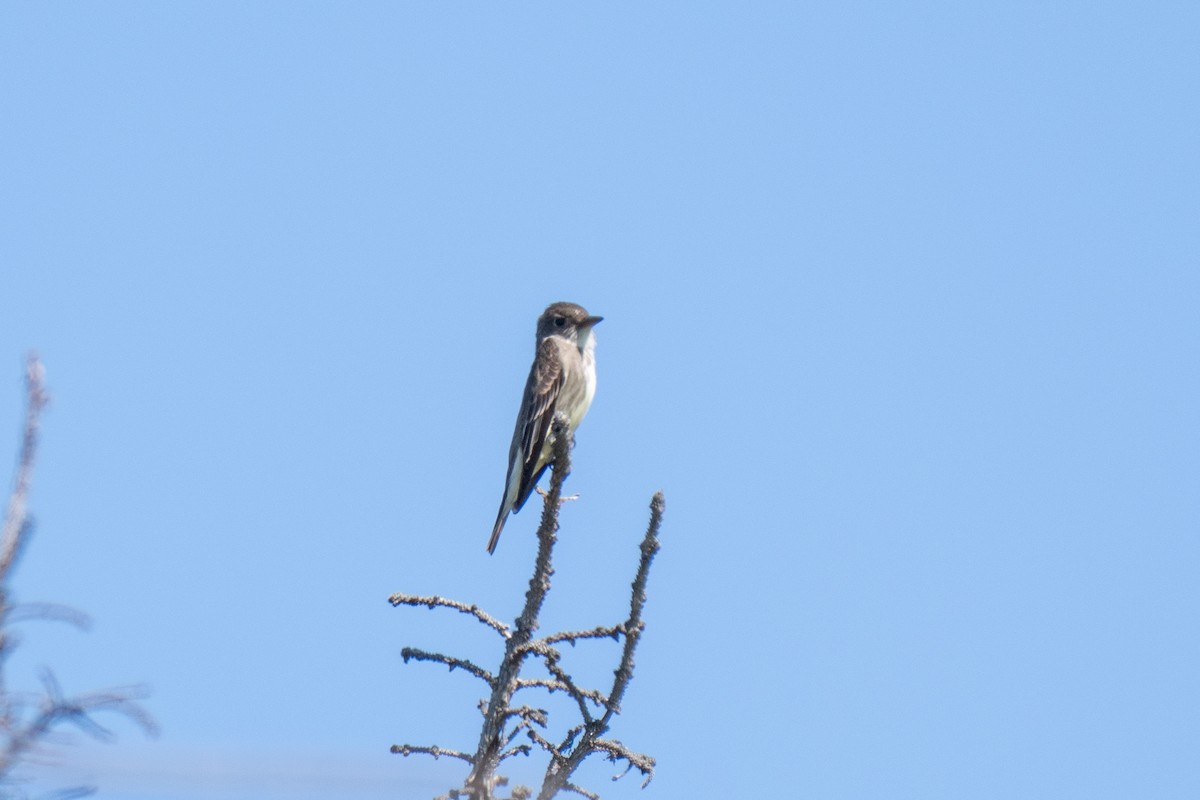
583;315;604;328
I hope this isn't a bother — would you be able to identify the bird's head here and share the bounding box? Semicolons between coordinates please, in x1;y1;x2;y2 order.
536;302;603;346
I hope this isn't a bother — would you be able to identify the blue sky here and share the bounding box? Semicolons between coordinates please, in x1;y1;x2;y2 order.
1;3;1198;798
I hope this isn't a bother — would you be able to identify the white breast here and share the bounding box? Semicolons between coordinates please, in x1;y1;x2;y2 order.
574;330;598;424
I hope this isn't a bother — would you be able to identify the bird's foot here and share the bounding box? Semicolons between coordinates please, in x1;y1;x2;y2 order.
535;486;579;503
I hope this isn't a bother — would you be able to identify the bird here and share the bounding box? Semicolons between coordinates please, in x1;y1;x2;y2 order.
488;302;602;554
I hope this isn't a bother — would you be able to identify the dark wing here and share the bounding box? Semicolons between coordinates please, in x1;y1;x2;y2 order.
511;336;565;513
487;338;566;554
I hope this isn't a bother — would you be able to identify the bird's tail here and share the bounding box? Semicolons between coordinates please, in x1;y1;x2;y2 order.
487;505;508;554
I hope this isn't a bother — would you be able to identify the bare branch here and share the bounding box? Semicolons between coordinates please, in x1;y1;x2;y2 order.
513;678;608;707
401;648;494;686
525;727;564;759
534;624;624;649
2;678;157;770
535;492;664;800
539;656;597;725
501;711;541;750
602;491;664;725
5;602;92;630
499;743;532;762
558;726;583;754
388;594;511;638
516;640;612;721
391;743;474;763
463;414;573;797
593;738;655;785
562;783;600;800
503;705;548;735
390;408;665;800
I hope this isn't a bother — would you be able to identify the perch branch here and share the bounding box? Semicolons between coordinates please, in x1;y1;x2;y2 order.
463;414;573;798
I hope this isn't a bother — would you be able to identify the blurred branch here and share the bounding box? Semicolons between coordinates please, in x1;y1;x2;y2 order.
0;354;156;785
2;671;157;765
392;413;663;799
5;602;92;630
0;355;47;583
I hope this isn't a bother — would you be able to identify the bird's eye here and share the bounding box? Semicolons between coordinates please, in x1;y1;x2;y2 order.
554;316;566;327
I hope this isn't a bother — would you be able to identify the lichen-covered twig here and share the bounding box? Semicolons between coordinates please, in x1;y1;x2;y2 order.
533;624;624;648
513;678;608;707
562;783;600;800
401;648;495;686
388;594;511;638
390;743;475;763
592;738;656;780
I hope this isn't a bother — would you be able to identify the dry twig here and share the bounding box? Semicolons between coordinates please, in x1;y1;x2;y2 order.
388;594;511;639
